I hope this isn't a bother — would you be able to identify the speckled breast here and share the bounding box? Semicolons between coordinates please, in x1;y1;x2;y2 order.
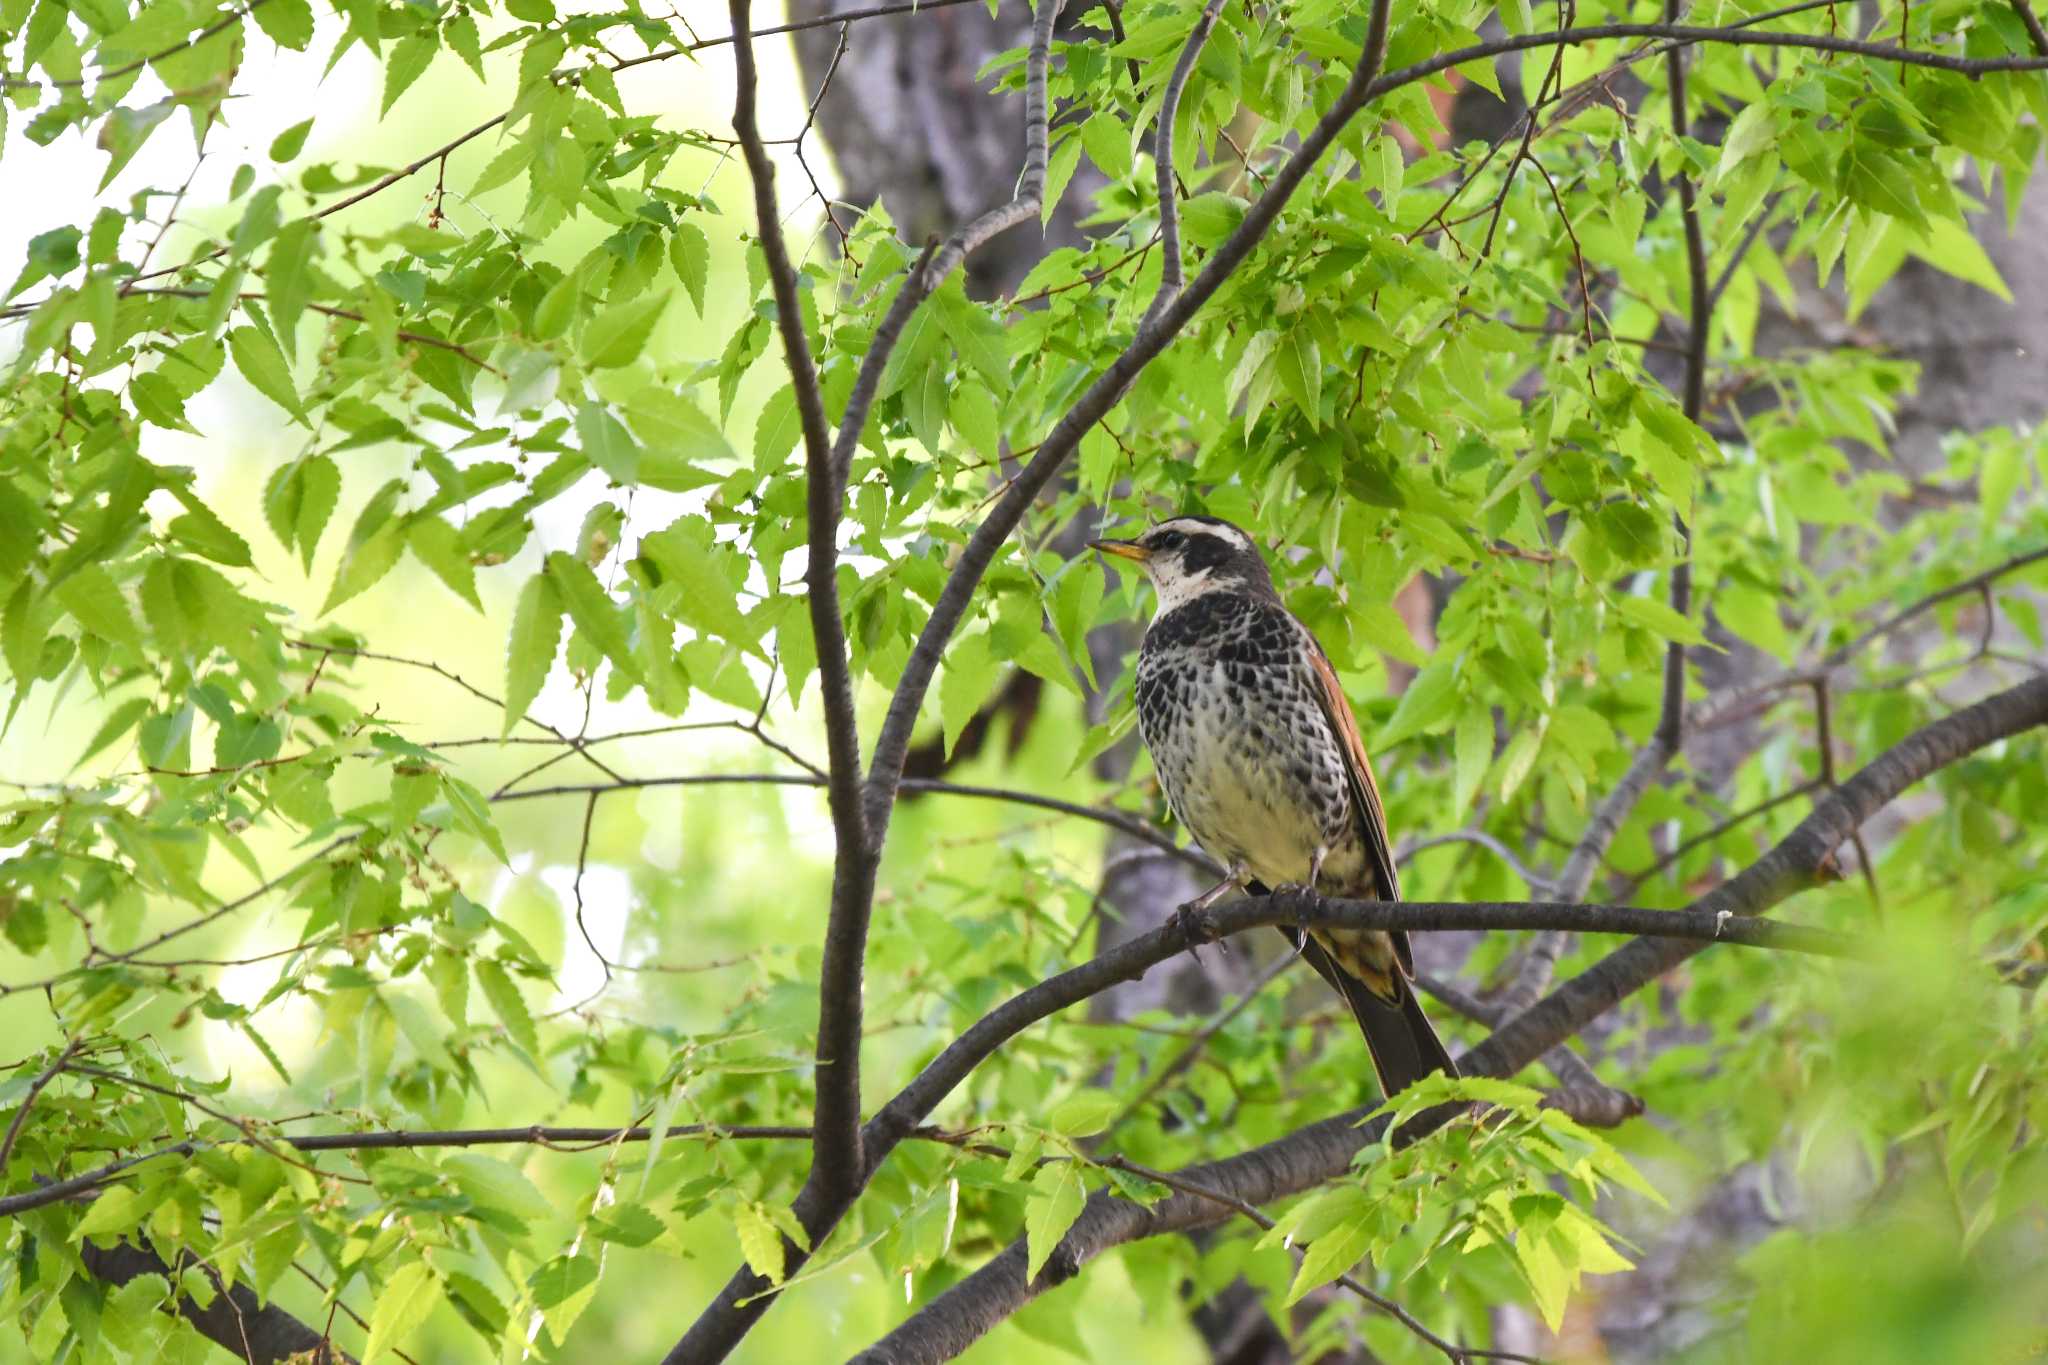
1135;592;1372;893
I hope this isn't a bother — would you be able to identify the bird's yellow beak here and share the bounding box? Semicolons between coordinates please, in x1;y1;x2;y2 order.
1090;538;1152;563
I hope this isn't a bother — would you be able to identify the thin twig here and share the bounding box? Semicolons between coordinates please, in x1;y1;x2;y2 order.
0;1039;84;1174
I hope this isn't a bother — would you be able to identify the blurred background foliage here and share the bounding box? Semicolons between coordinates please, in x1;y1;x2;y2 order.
2;0;2047;1360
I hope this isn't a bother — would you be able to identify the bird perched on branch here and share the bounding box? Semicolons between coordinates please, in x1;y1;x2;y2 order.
1092;516;1456;1099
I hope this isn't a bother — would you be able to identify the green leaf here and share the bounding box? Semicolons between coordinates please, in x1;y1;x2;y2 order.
527;1254;599;1310
54;564;141;648
262;455;340;571
75;1186;147;1239
322;481;407;614
504;572;563;736
1287;1210;1373;1306
580;290;672;369
1180;192;1246;248
545;551;638;680
638;523;752;644
1025;1162;1086;1282
734;1201;786;1284
382;33;437;115
1353;602;1427;667
1376;657;1458;748
1049;1090;1119;1138
270;117;314;163
407;516;481;609
474;957;538;1054
589;1203;666;1247
441;775;509;864
227;325;307;424
167;490;254;568
96;100;175;191
940;631;996;756
576;402;643;485
265;221;317;359
1613;592;1707;646
1453;706;1492;815
752;385;802;472
670;223;709;314
364;1262;439;1362
251;0;314;49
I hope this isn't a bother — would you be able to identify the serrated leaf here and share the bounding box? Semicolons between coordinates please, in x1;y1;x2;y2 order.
1025;1162;1086;1282
751;385;802;472
939;631;995;756
227;326;306;424
262;455;339;571
526;1253;598;1310
670;222;708;313
54;563;141;648
407;516;481;609
580;290;671;369
382;33;437;115
638;523;751;644
576;402;642;485
251;0;314;49
735;1202;786;1283
504;572;563;736
74;1186;146;1239
1048;1090;1119;1138
474;958;538;1054
364;1261;439;1362
1287;1212;1373;1305
589;1202;665;1247
545;551;638;680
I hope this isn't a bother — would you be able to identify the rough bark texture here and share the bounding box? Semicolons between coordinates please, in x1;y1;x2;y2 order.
789;0;1104;301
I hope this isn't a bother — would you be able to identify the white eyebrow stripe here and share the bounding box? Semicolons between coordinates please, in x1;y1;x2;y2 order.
1154;518;1251;550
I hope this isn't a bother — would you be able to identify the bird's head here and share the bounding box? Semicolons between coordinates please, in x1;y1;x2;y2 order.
1090;516;1277;614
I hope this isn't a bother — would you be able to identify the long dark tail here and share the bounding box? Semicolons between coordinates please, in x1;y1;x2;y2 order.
1288;929;1457;1099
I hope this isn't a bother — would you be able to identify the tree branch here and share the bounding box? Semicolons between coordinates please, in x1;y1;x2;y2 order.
1496;733;1674;1015
916;0;1068;293
1139;0;1230;336
77;1236;354;1364
490;770;1216;872
729;0;874;1209
850;673;2048;1361
2013;0;2048;55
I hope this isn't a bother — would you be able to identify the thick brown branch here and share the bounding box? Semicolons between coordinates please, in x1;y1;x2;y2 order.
78;1236;354;1364
728;0;873;1209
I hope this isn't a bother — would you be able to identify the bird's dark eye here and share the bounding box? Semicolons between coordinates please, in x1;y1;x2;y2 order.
1155;530;1185;551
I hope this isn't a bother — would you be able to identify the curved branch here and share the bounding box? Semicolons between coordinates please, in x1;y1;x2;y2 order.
917;0;1068;293
1139;0;1230;336
851;673;2048;1362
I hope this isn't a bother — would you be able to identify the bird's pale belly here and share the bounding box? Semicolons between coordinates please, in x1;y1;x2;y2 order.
1156;670;1373;894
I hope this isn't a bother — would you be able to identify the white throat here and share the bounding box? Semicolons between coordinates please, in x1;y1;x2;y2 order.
1147;566;1225;616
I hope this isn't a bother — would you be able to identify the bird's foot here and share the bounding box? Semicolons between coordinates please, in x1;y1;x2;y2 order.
1174;869;1244;962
